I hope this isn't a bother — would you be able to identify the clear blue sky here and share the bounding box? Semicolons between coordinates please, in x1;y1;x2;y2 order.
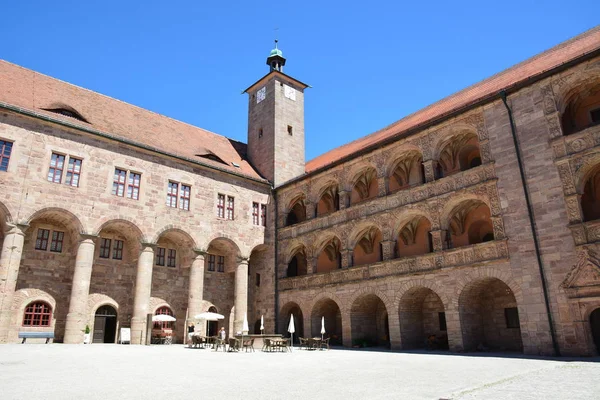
1;1;597;161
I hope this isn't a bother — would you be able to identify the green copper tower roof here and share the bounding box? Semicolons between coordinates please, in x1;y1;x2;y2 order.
269;39;283;58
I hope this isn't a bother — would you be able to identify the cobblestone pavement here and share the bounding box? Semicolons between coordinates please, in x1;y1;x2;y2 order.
0;345;598;400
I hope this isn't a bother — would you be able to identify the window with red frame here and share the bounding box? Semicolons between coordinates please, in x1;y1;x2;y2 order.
112;168;127;196
252;202;259;225
99;238;111;258
153;306;174;329
65;157;82;187
113;240;124;260
226;196;235;220
47;153;65;183
156;247;166;266
112;168;141;200
217;194;225;218
217;255;225;272
50;231;64;253
179;184;190;211
208;254;216;271
261;204;267;227
35;229;50;251
167;249;177;268
0;140;14;172
23;301;52;326
167;181;178;208
127;172;141;200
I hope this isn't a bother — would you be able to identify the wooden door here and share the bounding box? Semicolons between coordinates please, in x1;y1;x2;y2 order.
93;316;105;343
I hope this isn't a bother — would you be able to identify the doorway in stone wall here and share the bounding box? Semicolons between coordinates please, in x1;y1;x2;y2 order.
591;308;600;353
207;306;219;337
93;305;117;343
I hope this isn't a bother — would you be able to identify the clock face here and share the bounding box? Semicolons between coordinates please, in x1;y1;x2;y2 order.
284;84;296;101
257;87;266;104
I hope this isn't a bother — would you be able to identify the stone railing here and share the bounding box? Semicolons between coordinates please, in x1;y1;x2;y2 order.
278;239;509;291
278;163;496;240
570;219;600;246
552;124;600;159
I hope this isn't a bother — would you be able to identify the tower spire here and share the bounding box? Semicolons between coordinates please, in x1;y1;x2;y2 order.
266;38;286;72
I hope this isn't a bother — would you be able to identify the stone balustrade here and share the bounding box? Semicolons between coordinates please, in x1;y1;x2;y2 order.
551;124;600;159
278;239;509;291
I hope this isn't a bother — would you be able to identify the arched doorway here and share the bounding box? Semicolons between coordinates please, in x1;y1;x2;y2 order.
350;294;389;348
207;306;219;337
311;298;343;345
280;302;304;343
93;305;117;343
399;287;447;350
591;308;600;353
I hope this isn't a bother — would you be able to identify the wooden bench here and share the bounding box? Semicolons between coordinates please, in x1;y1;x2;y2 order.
18;332;54;344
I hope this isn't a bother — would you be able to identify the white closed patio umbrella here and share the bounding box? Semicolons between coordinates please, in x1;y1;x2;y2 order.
152;314;176;322
288;314;295;351
260;315;265;334
194;312;225;321
321;316;326;341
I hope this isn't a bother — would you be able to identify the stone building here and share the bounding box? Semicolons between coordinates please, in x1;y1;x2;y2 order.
2;28;600;356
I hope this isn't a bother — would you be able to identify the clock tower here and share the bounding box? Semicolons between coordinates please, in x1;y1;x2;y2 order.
245;41;308;186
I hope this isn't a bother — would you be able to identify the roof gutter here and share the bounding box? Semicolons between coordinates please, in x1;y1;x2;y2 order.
0;102;271;187
277;46;600;190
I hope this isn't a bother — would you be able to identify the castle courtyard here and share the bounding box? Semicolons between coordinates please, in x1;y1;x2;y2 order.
0;345;598;400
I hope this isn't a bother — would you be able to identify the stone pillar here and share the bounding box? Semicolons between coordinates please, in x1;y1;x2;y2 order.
131;243;155;345
387;311;402;350
490;216;506;240
234;259;249;334
430;230;448;252
188;251;205;321
377;176;388;197
64;234;97;344
305;201;315;220
380;240;396;261
0;224;27;343
306;256;317;274
338;190;349;210
341;249;353;268
422;160;436;183
445;308;464;352
342;311;352;347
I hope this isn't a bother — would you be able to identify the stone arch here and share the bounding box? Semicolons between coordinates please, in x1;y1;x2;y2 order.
87;293;119;319
314;181;340;217
151;226;197;248
91;217;148;242
0;200;13;226
443;198;494;248
204;235;242;257
310;295;343;345
384;143;423;177
348;288;391;347
398;285;448;350
346;287;394;316
10;289;57;342
582;301;600;355
348;224;383;266
433;127;481;178
314;233;342;273
24;207;85;236
451;269;523;309
149;297;172;315
392;212;434;258
348;164;379;205
555;67;600;135
285;193;307;226
387;148;425;192
394;280;451;314
311;177;340;203
286;244;308;277
456;274;524;352
279;301;304;340
345;160;379;192
578;159;600;222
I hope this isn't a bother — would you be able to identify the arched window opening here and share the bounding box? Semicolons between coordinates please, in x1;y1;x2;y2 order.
396;217;432;258
316;237;342;273
350;168;378;205
352;227;382;266
154;306;174;330
389;152;424;193
286;198;307;226
316;185;339;217
438;133;481;177
23;301;52;326
561;86;600;136
582;167;600;222
449;201;494;248
287;250;307;277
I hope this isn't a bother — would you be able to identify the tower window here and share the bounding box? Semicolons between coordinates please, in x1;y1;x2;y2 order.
287;125;293;136
258;128;263;138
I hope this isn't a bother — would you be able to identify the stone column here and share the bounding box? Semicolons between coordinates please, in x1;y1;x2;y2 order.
234;259;249;334
387;311;402;350
306;256;317;274
430;230;448;252
380;240;396;261
341;249;353;268
445;308;464;352
338;190;349;210
0;224;27;343
305;200;315;220
131;243;155;345
64;234;97;344
377;176;388;197
188;251;205;321
422;160;436;183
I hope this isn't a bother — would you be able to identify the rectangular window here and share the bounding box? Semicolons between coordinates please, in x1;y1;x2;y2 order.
0;140;13;172
47;153;65;183
167;181;178;208
127;172;141;200
217;194;225;218
208;254;216;271
256;273;261;287
261;204;267;227
438;312;447;331
252;202;259;225
156;247;166;266
179;184;191;211
217;255;225;272
226;196;235;220
505;307;520;329
113;240;124;260
50;231;64;253
99;238;112;259
112;168;127;197
65;157;82;187
35;229;50;251
167;249;177;268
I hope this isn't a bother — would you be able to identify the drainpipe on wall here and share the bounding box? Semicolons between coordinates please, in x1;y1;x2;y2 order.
500;90;560;356
273;187;279;334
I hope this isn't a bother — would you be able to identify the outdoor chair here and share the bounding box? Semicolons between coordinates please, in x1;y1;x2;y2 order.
263;338;272;352
320;337;330;350
214;338;227;352
299;337;308;350
228;338;240;352
243;338;255;352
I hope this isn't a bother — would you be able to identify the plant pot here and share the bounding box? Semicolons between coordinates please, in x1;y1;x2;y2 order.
83;333;91;344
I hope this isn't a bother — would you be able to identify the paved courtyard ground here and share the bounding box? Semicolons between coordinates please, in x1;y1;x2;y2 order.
0;344;598;400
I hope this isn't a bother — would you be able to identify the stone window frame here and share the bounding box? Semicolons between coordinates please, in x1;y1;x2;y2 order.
252;202;260;225
217;194;225;218
166;181;191;211
261;204;267;227
112;168;141;200
167;249;177;268
22;301;53;327
0;139;13;172
35;228;50;251
47;152;82;187
207;254;216;271
99;238;112;259
226;196;235;220
155;247;166;266
49;231;64;253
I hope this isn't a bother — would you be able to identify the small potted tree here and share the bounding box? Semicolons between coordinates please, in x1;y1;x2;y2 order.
83;325;91;344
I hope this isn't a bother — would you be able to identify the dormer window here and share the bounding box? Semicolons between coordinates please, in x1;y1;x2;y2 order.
195;147;227;165
41;105;89;123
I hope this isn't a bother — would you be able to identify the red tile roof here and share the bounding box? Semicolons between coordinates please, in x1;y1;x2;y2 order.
0;60;266;182
306;26;600;173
